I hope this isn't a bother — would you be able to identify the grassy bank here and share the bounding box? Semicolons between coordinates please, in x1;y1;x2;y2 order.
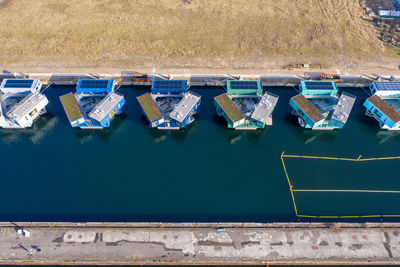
0;0;397;70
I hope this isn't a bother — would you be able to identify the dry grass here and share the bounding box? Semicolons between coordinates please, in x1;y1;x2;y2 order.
0;0;396;69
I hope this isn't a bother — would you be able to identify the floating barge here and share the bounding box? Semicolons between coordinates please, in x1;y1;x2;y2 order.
0;79;49;129
59;79;125;129
289;81;356;130
214;80;278;130
136;80;201;130
363;81;400;130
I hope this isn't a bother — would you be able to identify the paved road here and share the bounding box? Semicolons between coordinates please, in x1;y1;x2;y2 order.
1;223;400;265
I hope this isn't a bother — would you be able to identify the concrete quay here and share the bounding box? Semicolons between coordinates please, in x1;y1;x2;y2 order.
0;71;393;87
1;222;400;265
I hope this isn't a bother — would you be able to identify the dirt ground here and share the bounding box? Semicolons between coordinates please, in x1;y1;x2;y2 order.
0;0;399;73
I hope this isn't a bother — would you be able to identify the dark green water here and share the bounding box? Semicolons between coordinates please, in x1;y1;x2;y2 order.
1;86;400;222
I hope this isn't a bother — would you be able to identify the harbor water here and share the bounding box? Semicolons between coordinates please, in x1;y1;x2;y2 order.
1;86;400;222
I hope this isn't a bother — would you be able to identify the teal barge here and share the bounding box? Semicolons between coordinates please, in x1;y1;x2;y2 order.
289;81;356;130
214;80;279;130
363;81;400;130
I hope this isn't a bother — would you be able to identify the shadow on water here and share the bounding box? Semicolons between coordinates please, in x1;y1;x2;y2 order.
74;114;126;144
213;114;266;144
284;114;337;144
145;119;197;144
0;113;57;145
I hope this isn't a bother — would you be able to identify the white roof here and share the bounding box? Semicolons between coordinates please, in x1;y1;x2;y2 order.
251;92;279;124
6;93;47;121
169;92;201;123
88;92;124;122
332;92;356;124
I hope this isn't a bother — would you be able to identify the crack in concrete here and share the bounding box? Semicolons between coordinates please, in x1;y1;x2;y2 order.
383;232;393;258
105;240;183;252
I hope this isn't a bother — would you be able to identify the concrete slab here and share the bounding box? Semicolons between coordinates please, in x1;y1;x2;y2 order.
0;223;399;264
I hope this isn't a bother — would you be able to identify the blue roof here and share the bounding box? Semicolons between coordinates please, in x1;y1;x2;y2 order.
0;79;38;89
373;81;400;91
152;80;187;94
76;79;114;94
303;81;336;90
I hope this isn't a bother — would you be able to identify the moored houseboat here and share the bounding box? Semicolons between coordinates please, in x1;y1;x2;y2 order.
214;80;279;130
289;81;356;130
59;79;125;129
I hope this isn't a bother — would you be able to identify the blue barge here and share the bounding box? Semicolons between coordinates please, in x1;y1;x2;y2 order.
289;81;356;130
59;79;125;129
136;80;201;130
363;81;400;130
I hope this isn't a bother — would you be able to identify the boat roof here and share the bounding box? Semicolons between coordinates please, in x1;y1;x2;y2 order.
331;92;356;124
6;93;47;121
372;81;400;92
227;80;262;94
291;94;324;123
137;93;163;122
152;80;187;94
302;81;336;90
251;92;279;123
88;92;124;122
0;79;40;93
76;79;114;94
367;95;400;123
170;92;201;123
214;93;244;123
59;92;84;122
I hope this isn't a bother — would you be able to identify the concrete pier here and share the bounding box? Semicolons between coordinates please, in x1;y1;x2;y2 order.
1;222;400;265
0;72;393;87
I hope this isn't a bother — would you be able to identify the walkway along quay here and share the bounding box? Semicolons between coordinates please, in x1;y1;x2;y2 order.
2;222;400;265
0;72;395;87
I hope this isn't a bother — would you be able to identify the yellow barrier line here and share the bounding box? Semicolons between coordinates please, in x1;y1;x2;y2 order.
290;190;298;215
297;214;400;218
281;152;299;215
281;151;400;219
292;189;400;194
280;152;292;189
283;154;400;162
297;215;318;218
359;157;400;161
282;155;356;161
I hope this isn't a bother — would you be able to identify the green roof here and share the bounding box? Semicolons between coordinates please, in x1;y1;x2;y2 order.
59;93;83;122
214;93;244;123
137;93;163;122
291;94;324;123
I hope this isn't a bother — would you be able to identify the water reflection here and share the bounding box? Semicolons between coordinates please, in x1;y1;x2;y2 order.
146;119;196;143
0;114;57;144
213;115;266;144
375;131;400;145
285;115;337;144
74;115;126;144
